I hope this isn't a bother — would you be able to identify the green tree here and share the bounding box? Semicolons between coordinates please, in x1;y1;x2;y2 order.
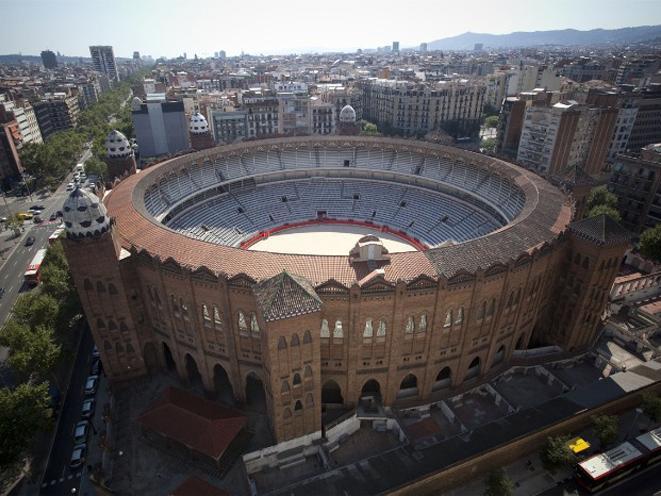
84;156;108;181
482;137;496;153
0;320;61;384
484;115;499;128
641;392;661;422
541;435;576;472
592;415;619;447
361;122;379;136
12;292;59;330
587;186;618;211
484;468;513;496
639;225;661;263
0;383;52;467
587;204;622;223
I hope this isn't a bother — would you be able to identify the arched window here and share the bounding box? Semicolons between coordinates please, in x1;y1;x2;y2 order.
291;334;300;346
304;365;313;378
574;253;581;265
119;321;128;332
238;311;248;335
108;283;118;295
405;316;415;334
213;306;223;329
277;336;287;350
320;319;330;338
180;299;189;319
294;400;303;411
377;319;387;338
202;305;212;327
108;319;118;331
444;310;453;328
514;288;521;306
84;279;93;291
303;330;312;344
305;393;314;407
281;380;290;393
126;342;135;354
333;320;343;338
97;318;106;329
363;319;374;337
455;307;464;325
96;281;106;293
293;373;302;386
115;342;124;353
250;313;260;335
582;257;589;269
418;314;427;333
487;298;495;317
171;295;180;317
477;301;486;320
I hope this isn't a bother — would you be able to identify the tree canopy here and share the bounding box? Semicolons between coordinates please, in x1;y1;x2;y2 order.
0;383;52;467
641;392;661;422
484;115;499;128
83;156;108;181
0;320;60;384
361;122;379;136
640;225;661;263
541;435;576;472
587;204;622;223
592;415;619;447
587;186;618;211
484;468;513;496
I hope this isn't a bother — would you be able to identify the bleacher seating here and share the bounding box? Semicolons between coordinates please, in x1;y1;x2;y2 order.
144;145;527;247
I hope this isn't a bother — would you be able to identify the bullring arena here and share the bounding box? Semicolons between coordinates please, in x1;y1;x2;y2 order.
61;135;627;444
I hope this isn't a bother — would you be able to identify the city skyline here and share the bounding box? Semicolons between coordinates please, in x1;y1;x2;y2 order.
2;0;661;57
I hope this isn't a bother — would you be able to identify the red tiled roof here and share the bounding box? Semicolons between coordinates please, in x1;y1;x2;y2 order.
170;476;230;496
137;387;246;460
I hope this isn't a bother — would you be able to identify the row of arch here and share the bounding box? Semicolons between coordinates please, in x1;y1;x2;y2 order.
277;331;313;350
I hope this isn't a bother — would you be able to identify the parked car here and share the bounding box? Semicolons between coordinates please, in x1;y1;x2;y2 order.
73;420;89;444
24;236;35;246
69;443;87;469
17;211;33;220
81;398;96;419
90;358;101;375
29;205;45;211
33;216;43;224
84;375;98;396
66;183;74;192
49;213;57;221
56;210;63;217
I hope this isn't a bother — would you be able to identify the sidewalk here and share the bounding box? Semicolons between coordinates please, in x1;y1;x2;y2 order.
447;406;655;496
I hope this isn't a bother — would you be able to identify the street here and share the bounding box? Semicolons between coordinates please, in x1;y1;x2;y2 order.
539;462;661;495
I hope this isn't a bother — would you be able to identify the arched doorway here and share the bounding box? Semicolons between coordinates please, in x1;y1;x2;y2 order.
397;374;418;399
432;367;452;391
515;334;525;350
465;357;481;380
245;372;266;413
185;354;202;386
143;342;159;373
360;379;381;400
321;380;344;405
162;342;176;372
493;345;506;366
214;364;234;405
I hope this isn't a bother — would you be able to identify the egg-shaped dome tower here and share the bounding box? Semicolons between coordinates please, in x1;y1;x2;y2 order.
105;130;132;159
62;186;111;239
131;96;142;111
339;104;357;123
189;112;209;134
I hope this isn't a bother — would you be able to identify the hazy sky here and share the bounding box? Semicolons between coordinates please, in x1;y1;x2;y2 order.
2;0;661;57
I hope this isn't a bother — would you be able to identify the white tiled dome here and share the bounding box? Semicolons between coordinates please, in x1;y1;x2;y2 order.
105;130;132;158
62;186;110;238
189;112;209;134
339;105;356;123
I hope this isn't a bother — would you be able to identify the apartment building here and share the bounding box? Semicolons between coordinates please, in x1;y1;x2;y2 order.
361;78;486;138
0;96;42;147
609;143;661;233
33;92;80;140
89;45;120;83
208;108;248;144
310;97;335;135
626;84;661;152
241;89;279;139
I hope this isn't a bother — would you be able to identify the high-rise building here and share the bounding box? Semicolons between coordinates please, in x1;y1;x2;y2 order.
392;41;400;53
131;95;190;158
419;42;428;53
40;50;57;69
89;45;120;83
0;96;42;147
626;84;661;152
218;50;226;60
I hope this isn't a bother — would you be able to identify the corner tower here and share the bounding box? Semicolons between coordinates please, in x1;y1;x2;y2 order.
104;129;137;185
61;187;146;380
189;112;214;151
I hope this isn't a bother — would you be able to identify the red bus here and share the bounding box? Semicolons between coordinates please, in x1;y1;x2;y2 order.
24;248;47;285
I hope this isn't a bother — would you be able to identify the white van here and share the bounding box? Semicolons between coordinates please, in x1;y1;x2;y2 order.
75;163;85;173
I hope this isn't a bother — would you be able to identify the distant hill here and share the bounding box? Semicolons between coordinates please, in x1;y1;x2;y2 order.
426;25;661;50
